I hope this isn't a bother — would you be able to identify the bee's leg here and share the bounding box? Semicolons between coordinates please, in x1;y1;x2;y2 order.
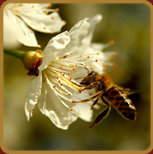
89;93;111;128
90;98;99;110
89;105;111;128
79;82;100;93
72;91;102;104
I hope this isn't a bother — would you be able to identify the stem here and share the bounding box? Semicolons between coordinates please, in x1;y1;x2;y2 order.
4;49;25;60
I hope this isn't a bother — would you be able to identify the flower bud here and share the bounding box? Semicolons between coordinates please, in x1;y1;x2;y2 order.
23;50;43;70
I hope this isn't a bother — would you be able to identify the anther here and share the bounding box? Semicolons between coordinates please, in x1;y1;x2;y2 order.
68;76;72;80
97;52;99;55
80;55;82;57
43;27;46;30
84;64;87;66
62;73;65;76
46;11;49;14
109;40;114;45
75;64;78;67
55;8;59;12
51;16;54;20
61;64;64;66
90;67;93;69
60;83;63;86
68;93;71;96
61;88;64;91
42;7;44;9
53;85;56;88
20;3;22;5
68;71;70;74
31;6;34;8
69;64;72;68
112;63;116;67
87;56;90;58
57;68;61;70
79;88;83;93
95;59;98;62
71;100;75;103
70;108;73;111
73;70;77;73
48;4;52;8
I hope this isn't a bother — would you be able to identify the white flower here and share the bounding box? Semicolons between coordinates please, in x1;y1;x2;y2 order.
25;14;115;129
4;3;66;47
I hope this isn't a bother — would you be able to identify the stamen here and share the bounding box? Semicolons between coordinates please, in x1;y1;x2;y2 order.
46;11;49;14
53;85;56;88
97;52;99;55
84;64;87;66
51;16;54;20
71;100;75;103
80;55;82;57
69;64;72;68
55;8;59;12
68;93;71;96
20;3;22;6
73;70;77;73
95;59;98;62
48;4;52;8
75;64;78;67
61;88;64;91
43;27;46;30
68;71;70;74
31;6;34;8
90;67;93;69
109;40;114;45
112;63;116;67
42;7;44;10
87;56;90;58
70;108;73;111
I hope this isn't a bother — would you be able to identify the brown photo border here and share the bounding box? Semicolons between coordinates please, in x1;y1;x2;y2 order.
0;0;152;154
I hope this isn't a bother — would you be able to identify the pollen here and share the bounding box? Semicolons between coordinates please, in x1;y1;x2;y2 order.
109;40;114;45
68;76;72;80
70;108;73;111
55;8;59;12
48;4;52;8
43;27;46;30
112;63;116;67
51;16;54;20
79;88;83;93
97;52;99;55
69;64;72;68
95;59;98;62
61;88;64;91
71;100;75;103
73;70;77;73
90;67;93;69
53;85;56;88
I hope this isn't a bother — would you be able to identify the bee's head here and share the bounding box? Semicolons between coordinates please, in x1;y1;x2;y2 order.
80;71;97;86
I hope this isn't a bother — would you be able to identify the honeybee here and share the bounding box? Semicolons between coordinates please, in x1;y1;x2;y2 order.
73;71;137;128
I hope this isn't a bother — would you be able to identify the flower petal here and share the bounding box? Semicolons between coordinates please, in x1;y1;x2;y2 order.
15;17;40;47
38;82;78;129
25;74;42;121
83;14;102;46
39;31;70;71
19;12;66;33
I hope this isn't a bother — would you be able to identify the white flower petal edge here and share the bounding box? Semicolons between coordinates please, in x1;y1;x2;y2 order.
25;73;42;121
4;3;66;47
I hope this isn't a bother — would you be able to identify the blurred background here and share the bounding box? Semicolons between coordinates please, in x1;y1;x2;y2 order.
4;3;150;151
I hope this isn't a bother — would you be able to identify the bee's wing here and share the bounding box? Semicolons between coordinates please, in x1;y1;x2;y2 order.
116;85;138;96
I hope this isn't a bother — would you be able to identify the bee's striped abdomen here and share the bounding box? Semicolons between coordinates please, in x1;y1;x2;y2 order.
104;86;137;120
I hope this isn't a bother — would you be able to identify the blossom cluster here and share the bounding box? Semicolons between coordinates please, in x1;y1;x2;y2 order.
4;3;116;129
